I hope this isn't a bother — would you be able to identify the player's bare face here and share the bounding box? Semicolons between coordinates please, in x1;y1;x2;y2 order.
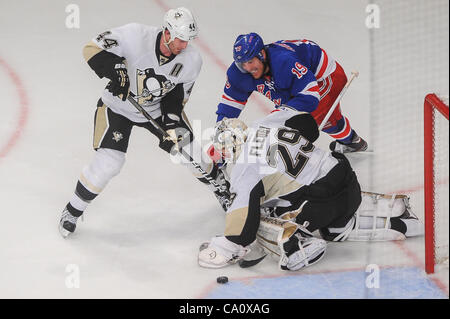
242;57;264;79
161;30;188;56
169;38;188;55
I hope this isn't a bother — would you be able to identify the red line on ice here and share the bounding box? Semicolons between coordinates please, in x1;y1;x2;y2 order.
152;0;272;114
0;56;29;160
153;0;448;298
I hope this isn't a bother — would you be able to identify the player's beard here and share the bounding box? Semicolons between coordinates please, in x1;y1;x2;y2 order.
254;62;269;80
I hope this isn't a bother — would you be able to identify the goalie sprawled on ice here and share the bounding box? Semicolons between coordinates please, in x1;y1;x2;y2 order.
198;107;423;271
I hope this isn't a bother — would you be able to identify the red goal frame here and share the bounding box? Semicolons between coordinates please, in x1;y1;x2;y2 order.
424;93;449;274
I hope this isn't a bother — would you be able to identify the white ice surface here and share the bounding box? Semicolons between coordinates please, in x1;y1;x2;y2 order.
0;0;447;298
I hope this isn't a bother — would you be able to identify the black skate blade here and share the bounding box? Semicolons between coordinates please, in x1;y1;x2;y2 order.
238;254;267;268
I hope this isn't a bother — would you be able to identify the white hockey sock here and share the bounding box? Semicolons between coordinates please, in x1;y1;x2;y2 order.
401;218;424;237
69;193;89;212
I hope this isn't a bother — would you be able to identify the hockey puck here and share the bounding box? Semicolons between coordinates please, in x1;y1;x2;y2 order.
216;276;228;284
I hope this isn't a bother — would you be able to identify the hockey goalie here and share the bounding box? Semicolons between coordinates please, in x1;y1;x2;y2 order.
198;107;423;271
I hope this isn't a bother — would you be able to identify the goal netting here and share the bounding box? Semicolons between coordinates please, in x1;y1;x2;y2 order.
369;0;449;273
424;93;449;273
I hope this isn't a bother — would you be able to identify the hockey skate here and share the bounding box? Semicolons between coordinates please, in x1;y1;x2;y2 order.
396;205;424;238
59;207;79;238
329;132;368;153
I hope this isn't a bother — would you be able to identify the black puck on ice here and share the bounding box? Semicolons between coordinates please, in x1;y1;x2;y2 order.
216;276;228;284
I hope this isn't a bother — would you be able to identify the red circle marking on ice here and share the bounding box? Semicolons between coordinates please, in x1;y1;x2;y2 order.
0;56;29;159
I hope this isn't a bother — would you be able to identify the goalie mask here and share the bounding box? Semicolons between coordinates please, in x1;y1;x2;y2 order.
213;118;249;164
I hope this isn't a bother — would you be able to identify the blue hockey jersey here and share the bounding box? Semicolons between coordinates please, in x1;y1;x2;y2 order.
216;39;336;121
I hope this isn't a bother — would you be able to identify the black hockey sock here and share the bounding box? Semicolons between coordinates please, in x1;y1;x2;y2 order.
66;202;83;218
389;217;407;235
75;181;98;202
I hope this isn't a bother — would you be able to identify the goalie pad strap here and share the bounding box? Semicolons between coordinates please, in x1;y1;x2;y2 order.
358;192;409;218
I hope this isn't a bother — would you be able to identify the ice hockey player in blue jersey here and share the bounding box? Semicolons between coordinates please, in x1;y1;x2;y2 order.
215;32;368;153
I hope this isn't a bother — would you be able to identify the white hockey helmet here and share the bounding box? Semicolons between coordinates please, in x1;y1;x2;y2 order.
213;118;249;163
163;7;198;42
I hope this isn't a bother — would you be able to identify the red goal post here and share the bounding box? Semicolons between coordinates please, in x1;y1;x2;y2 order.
424;93;449;274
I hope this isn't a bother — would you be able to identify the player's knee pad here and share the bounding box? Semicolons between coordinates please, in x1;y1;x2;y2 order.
80;148;126;193
257;216;326;271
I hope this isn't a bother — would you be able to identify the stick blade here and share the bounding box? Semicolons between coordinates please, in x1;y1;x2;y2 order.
238;254;267;268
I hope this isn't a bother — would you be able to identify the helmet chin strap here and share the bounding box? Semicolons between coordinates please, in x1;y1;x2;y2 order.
260;51;270;77
162;29;174;54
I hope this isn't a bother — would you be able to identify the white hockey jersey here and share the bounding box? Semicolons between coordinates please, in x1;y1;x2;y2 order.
225;108;339;226
89;23;202;122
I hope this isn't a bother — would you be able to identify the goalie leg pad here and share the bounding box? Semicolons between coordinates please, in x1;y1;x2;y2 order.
349;192;411;241
321;192;422;241
358;191;410;218
280;234;327;271
257;217;326;271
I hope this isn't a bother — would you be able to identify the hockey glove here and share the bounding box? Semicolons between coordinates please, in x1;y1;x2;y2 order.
158;113;193;153
106;62;130;101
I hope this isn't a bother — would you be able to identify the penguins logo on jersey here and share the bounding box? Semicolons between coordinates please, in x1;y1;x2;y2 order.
136;68;175;105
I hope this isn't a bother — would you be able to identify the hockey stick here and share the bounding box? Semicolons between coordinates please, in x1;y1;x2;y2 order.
126;93;233;208
239;241;267;268
318;71;359;131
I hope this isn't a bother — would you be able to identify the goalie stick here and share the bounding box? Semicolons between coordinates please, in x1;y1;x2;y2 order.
126;93;233;209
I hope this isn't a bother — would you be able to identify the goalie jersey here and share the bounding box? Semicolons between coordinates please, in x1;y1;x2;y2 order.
83;23;202;122
224;107;339;243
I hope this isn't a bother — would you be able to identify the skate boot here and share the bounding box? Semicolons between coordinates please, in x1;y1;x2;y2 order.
395;203;424;238
329;132;368;153
59;207;80;238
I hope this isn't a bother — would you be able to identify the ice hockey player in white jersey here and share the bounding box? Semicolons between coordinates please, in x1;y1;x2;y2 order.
198;107;423;271
59;7;206;237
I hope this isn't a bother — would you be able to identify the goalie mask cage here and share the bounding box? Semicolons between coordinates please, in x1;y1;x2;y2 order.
369;0;449;275
424;93;449;274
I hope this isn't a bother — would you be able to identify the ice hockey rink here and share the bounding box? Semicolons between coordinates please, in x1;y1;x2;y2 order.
0;0;448;299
